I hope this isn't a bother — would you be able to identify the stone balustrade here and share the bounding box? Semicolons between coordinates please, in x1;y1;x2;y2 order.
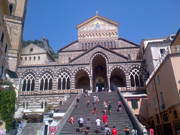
20;89;82;95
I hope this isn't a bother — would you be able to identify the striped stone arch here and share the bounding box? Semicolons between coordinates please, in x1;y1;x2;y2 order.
39;68;54;77
90;52;109;65
109;65;126;75
56;68;72;77
74;67;90;90
21;69;37;78
127;64;146;74
73;67;90;76
109;65;127;87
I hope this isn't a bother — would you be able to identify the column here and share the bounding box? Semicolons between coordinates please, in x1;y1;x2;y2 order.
34;76;40;94
107;75;111;92
61;78;63;90
126;72;131;91
65;78;67;89
70;76;75;90
52;77;57;93
90;76;92;92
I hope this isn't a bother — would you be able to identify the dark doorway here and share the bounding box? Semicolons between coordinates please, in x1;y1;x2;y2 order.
75;69;90;91
110;68;126;88
96;83;104;92
92;54;107;92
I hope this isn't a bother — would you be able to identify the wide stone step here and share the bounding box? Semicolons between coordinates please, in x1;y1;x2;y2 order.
59;92;134;135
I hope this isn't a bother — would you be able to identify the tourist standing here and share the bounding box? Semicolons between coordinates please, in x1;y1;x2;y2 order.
70;116;74;125
76;96;80;108
85;118;90;135
112;126;117;135
87;100;90;107
149;127;154;135
132;127;137;135
118;100;122;112
108;101;112;115
123;126;130;135
93;107;98;116
78;116;84;133
96;96;99;104
84;90;88;97
104;125;111;135
87;90;90;97
103;101;107;114
102;113;108;126
93;96;97;105
95;117;101;133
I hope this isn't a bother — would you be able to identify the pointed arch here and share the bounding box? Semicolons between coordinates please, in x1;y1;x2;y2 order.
39;71;53;91
57;69;71;90
22;72;36;91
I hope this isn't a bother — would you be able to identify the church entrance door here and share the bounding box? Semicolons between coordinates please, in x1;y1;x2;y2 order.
92;54;107;92
96;83;104;92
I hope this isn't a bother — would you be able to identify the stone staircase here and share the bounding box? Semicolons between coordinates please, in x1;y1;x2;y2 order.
59;92;134;135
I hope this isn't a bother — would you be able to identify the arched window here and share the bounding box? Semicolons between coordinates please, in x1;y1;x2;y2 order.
57;71;71;90
110;42;113;48
107;42;109;48
104;42;106;47
85;43;87;49
82;43;84;49
114;41;116;48
91;43;93;48
9;4;13;15
88;43;90;49
129;68;144;87
22;73;35;91
40;72;53;90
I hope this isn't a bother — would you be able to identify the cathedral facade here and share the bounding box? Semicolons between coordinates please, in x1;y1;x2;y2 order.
17;15;147;109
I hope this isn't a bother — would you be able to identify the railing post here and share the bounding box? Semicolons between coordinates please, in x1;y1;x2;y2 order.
168;46;171;54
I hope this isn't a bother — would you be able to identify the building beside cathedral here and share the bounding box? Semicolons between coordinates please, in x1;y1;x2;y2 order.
17;15;148;113
0;0;11;81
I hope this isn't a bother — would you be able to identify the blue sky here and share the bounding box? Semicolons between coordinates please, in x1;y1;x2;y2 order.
23;1;180;52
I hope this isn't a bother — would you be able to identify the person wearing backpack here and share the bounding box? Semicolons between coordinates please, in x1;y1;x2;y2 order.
132;127;137;135
104;124;110;135
78;116;84;133
108;101;112;115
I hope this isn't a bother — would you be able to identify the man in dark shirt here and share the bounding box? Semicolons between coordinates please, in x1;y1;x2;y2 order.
76;96;80;108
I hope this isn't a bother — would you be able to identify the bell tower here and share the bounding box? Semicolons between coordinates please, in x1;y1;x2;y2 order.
4;0;28;71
